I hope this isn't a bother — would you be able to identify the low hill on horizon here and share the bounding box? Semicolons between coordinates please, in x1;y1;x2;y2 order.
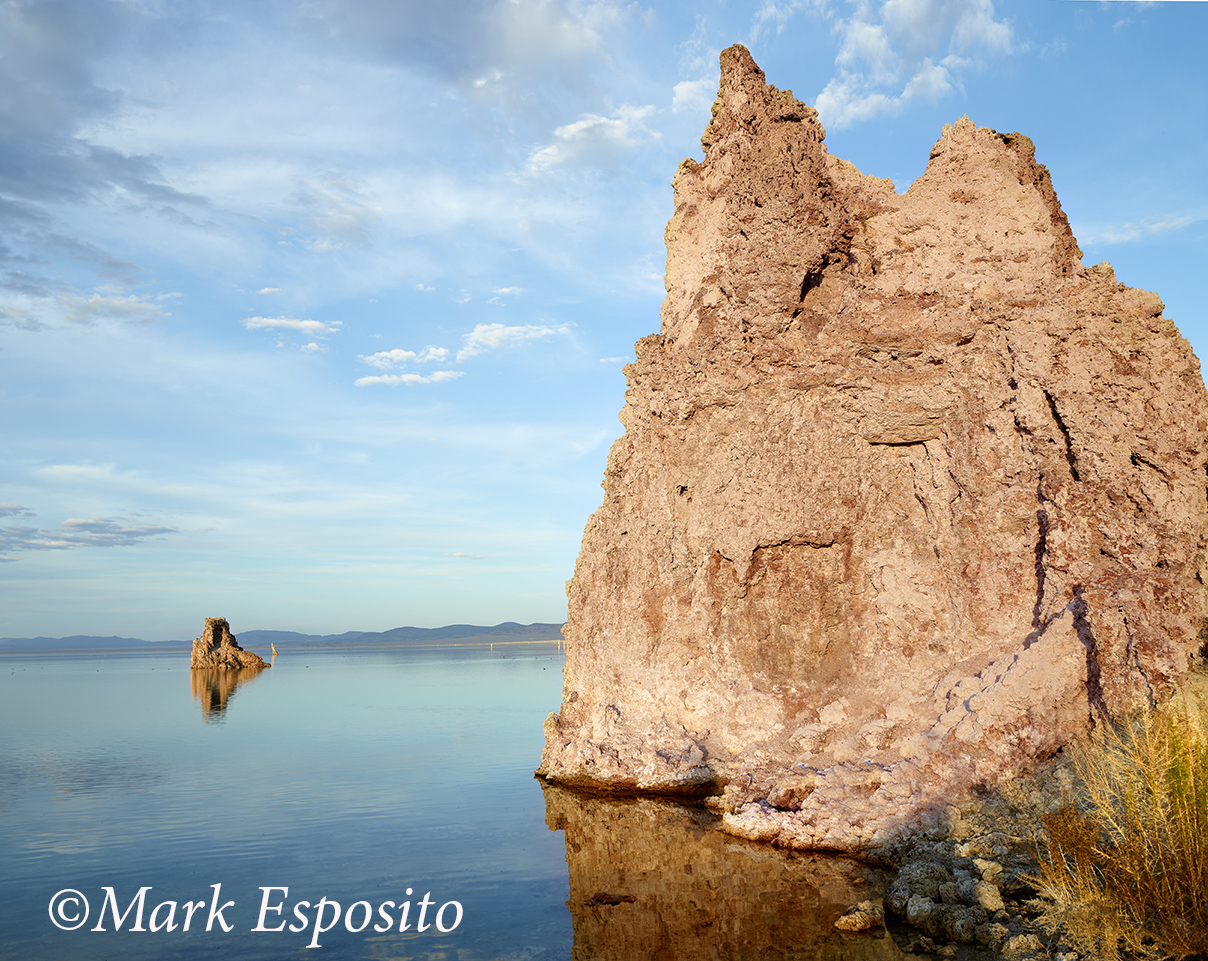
0;621;566;652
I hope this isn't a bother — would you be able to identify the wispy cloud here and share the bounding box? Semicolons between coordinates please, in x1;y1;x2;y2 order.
298;0;610;93
242;316;343;336
0;503;36;519
354;370;464;387
528;105;658;171
0;288;174;329
803;0;1013;129
1083;214;1197;246
487;285;524;305
0;517;177;557
751;0;831;39
0;0;214;331
294;174;381;250
457;322;571;361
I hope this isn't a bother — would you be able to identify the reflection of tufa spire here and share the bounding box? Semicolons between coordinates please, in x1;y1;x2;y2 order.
190;617;270;670
541;782;895;961
190;667;265;721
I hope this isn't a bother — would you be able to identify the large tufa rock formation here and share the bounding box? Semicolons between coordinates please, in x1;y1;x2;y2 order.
190;617;269;671
538;45;1208;852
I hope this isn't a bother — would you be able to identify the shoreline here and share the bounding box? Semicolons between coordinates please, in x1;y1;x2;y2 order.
0;638;566;656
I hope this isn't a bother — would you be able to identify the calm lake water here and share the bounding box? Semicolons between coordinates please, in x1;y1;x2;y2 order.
0;644;900;960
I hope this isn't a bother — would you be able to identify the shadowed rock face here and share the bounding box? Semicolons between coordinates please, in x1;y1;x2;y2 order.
537;45;1208;852
190;617;269;671
542;783;901;961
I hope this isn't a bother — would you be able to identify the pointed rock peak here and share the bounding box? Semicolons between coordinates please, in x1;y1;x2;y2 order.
920;115;1083;275
701;44;823;151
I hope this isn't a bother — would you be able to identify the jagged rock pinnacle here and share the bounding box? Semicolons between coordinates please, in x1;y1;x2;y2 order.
538;46;1208;852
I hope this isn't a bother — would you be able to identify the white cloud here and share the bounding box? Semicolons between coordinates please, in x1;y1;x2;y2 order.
598;356;629;364
528;105;658;171
359;346;450;369
672;78;715;115
900;58;954;100
257;287;283;294
809;0;1012;129
947;0;1012;53
242;316;343;336
837;19;899;85
354;370;464;387
815;79;897;127
457;322;571;360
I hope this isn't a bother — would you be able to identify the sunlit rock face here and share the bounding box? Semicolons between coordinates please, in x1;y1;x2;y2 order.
541;783;901;961
190;617;269;671
538;44;1208;852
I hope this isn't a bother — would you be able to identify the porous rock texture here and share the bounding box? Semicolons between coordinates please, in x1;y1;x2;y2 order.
190;617;269;670
537;45;1208;852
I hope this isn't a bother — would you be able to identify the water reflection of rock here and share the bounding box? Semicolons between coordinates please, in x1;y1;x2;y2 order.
190;669;265;720
542;782;906;961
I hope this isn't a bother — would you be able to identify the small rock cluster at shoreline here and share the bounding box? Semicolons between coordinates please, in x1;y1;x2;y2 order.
836;755;1084;959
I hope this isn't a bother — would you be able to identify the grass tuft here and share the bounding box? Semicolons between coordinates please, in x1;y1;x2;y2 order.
1036;674;1208;961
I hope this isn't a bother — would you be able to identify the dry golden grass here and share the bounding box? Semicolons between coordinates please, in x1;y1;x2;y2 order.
1036;672;1208;961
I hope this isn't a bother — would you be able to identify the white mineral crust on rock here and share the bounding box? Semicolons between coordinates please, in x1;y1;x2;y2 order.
537;44;1208;852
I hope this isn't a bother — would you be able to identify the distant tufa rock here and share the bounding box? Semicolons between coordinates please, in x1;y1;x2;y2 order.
190;617;269;670
538;45;1208;852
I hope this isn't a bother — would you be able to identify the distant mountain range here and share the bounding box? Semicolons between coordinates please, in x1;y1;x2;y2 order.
0;621;565;652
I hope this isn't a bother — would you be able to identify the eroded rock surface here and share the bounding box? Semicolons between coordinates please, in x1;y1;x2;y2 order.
190;617;269;671
537;45;1208;852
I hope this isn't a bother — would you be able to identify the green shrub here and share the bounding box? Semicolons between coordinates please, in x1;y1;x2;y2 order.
1036;675;1208;961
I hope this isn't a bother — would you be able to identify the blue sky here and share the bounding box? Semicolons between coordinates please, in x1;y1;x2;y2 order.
1;0;1205;640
